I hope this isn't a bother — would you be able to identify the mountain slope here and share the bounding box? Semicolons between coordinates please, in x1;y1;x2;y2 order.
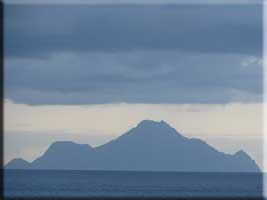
5;120;260;172
5;158;31;169
32;141;94;170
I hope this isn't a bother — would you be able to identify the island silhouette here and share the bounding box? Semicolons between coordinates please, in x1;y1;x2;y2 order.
6;120;260;172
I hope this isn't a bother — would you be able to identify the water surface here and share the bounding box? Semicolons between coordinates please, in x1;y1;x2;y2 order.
4;170;263;198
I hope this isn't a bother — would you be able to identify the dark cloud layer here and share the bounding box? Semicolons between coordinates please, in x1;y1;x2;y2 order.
5;51;262;104
5;4;263;105
5;4;262;58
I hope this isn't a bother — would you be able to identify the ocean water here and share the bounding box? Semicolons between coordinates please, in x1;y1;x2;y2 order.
4;170;264;198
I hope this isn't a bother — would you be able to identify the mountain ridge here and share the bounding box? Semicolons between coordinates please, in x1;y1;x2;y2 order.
5;120;260;172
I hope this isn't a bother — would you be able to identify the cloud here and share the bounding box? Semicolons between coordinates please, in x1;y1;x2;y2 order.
5;51;262;104
241;56;262;67
5;4;262;58
5;4;263;105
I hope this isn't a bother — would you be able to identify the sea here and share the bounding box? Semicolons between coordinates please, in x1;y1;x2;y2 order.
4;170;265;199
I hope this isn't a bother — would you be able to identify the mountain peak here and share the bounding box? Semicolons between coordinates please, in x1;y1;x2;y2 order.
234;150;250;158
136;120;171;129
42;141;93;158
50;141;92;149
8;158;30;164
131;120;184;139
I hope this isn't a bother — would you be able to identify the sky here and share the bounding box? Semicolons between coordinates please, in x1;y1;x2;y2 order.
4;2;264;169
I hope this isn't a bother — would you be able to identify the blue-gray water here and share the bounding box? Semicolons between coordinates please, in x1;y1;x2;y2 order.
4;170;264;198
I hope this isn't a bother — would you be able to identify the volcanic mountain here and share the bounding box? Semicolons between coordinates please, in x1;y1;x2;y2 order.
5;120;260;172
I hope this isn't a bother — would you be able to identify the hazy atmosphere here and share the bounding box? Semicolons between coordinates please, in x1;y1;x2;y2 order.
4;2;263;170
